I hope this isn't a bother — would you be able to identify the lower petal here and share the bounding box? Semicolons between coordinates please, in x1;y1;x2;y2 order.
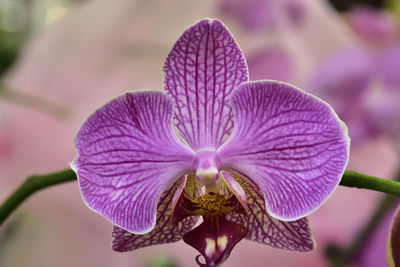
112;178;199;252
225;171;315;251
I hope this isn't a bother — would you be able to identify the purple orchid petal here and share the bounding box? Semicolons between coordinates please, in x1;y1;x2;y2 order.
387;205;400;267
164;18;248;151
218;81;350;221
71;92;195;234
112;178;199;252
225;171;315;251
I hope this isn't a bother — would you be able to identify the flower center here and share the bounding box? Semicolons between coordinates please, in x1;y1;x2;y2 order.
198;192;226;216
171;171;248;267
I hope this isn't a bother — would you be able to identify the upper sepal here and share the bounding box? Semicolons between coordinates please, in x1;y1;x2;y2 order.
164;18;248;151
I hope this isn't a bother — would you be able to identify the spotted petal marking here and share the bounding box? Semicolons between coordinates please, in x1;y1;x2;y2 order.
164;18;248;151
225;171;315;251
112;178;199;252
218;81;350;221
171;173;203;224
72;92;195;234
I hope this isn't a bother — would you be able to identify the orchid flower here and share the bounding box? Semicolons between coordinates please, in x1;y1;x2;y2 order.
71;19;349;266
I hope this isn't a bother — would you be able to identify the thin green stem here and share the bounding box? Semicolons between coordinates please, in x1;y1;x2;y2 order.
0;169;399;228
340;171;400;196
0;169;76;225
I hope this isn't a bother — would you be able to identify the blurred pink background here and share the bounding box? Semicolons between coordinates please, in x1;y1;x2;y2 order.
0;0;399;266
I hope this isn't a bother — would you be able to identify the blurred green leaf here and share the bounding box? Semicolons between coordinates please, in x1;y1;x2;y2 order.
146;254;178;267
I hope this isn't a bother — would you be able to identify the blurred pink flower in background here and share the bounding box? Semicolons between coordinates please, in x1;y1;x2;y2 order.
246;48;295;82
308;34;400;144
307;47;374;144
218;0;305;31
306;7;400;267
354;200;399;267
219;0;359;93
347;6;398;46
364;45;400;138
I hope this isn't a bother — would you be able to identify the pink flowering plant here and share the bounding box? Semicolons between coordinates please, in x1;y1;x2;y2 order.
70;19;349;266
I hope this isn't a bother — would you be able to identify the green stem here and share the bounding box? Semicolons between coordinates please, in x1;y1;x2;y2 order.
340;171;400;196
0;169;76;225
0;169;399;228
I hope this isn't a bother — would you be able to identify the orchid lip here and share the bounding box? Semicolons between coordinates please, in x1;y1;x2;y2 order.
170;171;249;267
